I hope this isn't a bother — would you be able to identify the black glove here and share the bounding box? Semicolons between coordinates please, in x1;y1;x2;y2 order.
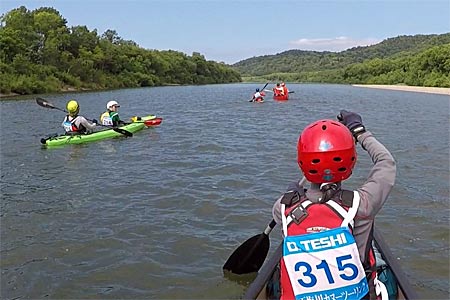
337;110;366;139
92;119;98;125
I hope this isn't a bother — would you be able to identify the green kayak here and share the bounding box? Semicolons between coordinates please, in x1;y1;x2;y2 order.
41;115;161;147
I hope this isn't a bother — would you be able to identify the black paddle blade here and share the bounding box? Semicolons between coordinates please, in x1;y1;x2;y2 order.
36;97;55;109
113;128;133;137
223;233;270;275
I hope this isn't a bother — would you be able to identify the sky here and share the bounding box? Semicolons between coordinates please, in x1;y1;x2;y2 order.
1;0;449;64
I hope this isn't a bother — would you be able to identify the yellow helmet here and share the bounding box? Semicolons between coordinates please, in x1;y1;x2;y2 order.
66;100;79;116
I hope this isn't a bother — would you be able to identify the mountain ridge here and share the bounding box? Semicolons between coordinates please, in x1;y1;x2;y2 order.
233;33;450;75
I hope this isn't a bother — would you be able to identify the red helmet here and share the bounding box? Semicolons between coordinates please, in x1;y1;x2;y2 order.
297;119;356;183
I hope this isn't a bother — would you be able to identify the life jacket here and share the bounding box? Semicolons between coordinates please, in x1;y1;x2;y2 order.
274;87;284;96
279;188;379;300
63;115;81;133
253;92;264;102
100;111;114;126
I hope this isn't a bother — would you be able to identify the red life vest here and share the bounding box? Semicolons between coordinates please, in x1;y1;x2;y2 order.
279;189;378;299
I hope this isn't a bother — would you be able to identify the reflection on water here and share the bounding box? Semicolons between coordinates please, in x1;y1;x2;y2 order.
1;84;449;299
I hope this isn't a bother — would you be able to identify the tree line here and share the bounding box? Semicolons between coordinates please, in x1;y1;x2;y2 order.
0;6;242;95
233;33;450;87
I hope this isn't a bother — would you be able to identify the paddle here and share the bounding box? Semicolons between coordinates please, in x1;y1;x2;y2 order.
223;219;276;274
36;98;133;137
249;82;269;102
223;177;307;274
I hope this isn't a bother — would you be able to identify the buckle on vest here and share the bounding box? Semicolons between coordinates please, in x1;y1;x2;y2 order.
280;190;300;206
289;205;308;224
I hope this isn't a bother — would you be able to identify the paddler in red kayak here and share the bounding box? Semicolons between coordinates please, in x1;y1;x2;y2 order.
273;83;285;97
251;88;265;102
280;82;289;95
271;110;396;300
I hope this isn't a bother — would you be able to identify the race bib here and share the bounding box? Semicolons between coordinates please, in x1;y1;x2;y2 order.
102;116;113;126
283;227;368;300
63;121;74;132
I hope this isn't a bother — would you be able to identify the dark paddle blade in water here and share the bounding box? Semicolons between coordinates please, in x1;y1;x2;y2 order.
223;233;270;275
223;219;278;274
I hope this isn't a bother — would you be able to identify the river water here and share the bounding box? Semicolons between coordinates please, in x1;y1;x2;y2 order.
0;84;449;299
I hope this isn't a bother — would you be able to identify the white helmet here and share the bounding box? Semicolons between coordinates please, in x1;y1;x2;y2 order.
106;100;120;109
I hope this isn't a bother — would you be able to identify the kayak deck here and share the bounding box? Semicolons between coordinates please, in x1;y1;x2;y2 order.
42;115;158;147
243;227;418;300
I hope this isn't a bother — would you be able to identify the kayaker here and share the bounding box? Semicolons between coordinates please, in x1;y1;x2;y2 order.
62;100;97;134
100;100;127;126
273;83;284;96
280;82;288;95
251;88;265;102
271;110;396;300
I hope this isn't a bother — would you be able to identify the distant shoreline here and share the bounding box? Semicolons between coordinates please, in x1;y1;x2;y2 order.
352;84;450;95
2;84;450;99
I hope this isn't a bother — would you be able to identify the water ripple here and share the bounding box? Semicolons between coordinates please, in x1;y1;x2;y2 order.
1;84;448;299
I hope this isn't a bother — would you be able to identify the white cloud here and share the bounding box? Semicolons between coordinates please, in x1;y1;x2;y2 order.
289;36;381;52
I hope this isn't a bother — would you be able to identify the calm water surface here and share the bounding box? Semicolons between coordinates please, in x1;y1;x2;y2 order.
0;84;449;299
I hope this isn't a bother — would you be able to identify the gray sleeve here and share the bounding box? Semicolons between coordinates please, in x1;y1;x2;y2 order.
272;195;283;225
355;131;396;218
76;116;96;131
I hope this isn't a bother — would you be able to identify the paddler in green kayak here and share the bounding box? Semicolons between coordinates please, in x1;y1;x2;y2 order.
62;100;97;134
100;100;127;126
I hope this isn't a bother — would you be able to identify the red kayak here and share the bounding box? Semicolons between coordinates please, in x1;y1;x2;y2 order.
272;83;289;101
144;117;163;126
273;93;289;101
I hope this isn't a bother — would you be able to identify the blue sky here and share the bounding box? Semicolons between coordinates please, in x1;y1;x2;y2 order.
1;0;449;64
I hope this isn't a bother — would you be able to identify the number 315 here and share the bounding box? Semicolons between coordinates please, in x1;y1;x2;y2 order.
295;254;359;288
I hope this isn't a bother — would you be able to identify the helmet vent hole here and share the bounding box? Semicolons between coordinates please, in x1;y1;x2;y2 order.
312;159;320;164
321;125;327;130
333;157;342;162
351;156;355;161
309;170;318;174
338;167;347;172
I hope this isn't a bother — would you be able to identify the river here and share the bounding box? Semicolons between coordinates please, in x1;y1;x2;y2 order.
0;83;448;299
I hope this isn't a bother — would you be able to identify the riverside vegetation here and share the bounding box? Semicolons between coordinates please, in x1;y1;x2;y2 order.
1;6;449;97
0;6;241;96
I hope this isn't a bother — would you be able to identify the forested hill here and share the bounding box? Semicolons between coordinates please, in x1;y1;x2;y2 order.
233;33;450;87
0;6;241;96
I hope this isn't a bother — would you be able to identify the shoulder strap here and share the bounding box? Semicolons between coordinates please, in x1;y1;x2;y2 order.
281;199;312;236
282;190;361;233
340;190;355;206
341;191;360;227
